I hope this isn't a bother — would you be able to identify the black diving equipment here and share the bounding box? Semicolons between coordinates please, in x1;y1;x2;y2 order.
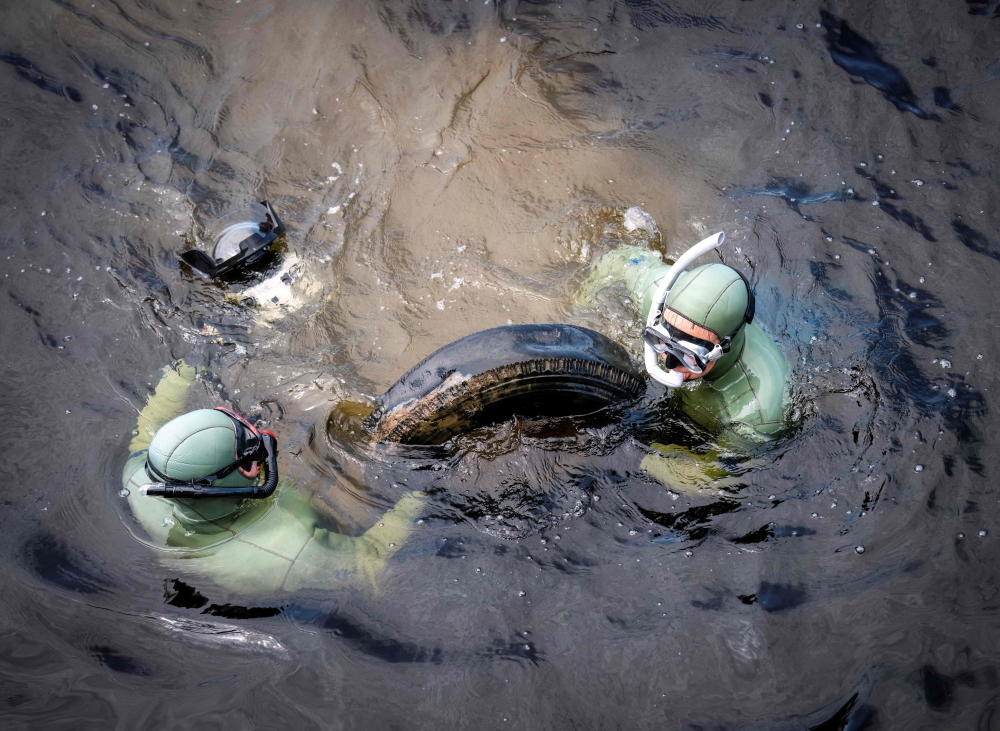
179;200;286;278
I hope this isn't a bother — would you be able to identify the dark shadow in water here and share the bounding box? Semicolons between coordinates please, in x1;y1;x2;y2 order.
617;0;729;32
820;10;936;120
0;51;83;102
90;645;153;676
916;663;999;711
933;87;962;112
284;605;541;666
164;579;281;618
755;582;808;612
9;292;68;353
640;499;741;542
159;581;541;667
877;202;937;242
725;178;855;220
687;668;878;729
21;535;112;595
164;578;208;609
838;238;987;457
965;0;1000;18
952;219;1000;262
731;523;816;544
201;603;282;620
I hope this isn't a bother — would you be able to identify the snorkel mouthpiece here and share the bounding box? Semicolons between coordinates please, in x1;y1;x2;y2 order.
644;232;725;388
179;201;286;278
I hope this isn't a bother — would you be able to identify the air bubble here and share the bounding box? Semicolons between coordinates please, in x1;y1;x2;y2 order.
518;591;526;597
119;487;130;497
914;464;924;472
684;550;693;557
811;512;818;518
855;545;865;554
979;530;988;538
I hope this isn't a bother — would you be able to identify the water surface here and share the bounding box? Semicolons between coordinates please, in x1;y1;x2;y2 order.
1;0;999;727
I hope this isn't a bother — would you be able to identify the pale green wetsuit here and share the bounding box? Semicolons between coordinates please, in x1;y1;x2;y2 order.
121;363;424;595
581;246;791;489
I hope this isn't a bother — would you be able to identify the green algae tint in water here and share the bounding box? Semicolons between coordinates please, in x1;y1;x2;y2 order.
0;0;998;728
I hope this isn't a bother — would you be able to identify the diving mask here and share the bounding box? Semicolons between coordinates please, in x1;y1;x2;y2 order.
642;321;723;376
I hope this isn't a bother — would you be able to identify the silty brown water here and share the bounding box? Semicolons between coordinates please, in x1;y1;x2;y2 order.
1;0;999;727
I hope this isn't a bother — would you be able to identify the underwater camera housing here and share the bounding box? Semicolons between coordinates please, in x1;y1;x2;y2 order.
179;201;286;278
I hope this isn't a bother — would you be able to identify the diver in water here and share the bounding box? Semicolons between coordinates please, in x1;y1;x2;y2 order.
121;360;425;595
581;230;790;489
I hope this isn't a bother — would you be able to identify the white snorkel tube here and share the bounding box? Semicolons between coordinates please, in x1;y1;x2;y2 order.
644;231;726;388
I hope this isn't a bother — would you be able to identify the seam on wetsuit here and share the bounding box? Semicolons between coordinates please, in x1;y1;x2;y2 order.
162;423;235;473
735;360;762;419
724;386;754;409
670;265;710;303
279;536;313;591
706;279;741;318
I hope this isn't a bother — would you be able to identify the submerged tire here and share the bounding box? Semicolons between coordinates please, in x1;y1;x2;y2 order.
372;324;645;445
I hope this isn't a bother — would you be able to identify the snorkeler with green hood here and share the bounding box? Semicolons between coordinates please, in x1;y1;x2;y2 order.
121;361;424;595
580;230;791;490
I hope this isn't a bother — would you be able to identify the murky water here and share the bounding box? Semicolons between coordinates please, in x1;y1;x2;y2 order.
2;0;999;727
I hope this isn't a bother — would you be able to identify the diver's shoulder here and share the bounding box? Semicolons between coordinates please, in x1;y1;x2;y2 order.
122;450;147;487
735;323;789;418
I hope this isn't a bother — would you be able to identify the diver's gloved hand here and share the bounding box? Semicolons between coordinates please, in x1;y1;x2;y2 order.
640;443;732;495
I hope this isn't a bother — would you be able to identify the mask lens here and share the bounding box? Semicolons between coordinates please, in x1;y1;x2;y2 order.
645;325;710;373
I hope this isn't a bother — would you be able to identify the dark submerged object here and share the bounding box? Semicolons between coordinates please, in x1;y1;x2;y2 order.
179;200;286;278
372;324;645;445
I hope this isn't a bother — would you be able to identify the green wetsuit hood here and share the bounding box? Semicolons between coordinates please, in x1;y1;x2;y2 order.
146;408;256;523
662;262;752;380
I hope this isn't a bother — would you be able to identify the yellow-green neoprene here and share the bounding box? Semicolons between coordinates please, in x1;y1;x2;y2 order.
580;245;791;490
121;362;424;595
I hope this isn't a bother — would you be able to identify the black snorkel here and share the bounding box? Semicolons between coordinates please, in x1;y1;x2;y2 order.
179;201;286;278
141;431;279;500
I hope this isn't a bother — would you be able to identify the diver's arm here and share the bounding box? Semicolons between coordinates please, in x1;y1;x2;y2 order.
129;361;197;453
575;246;671;319
640;443;732;495
360;492;425;559
350;492;425;585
